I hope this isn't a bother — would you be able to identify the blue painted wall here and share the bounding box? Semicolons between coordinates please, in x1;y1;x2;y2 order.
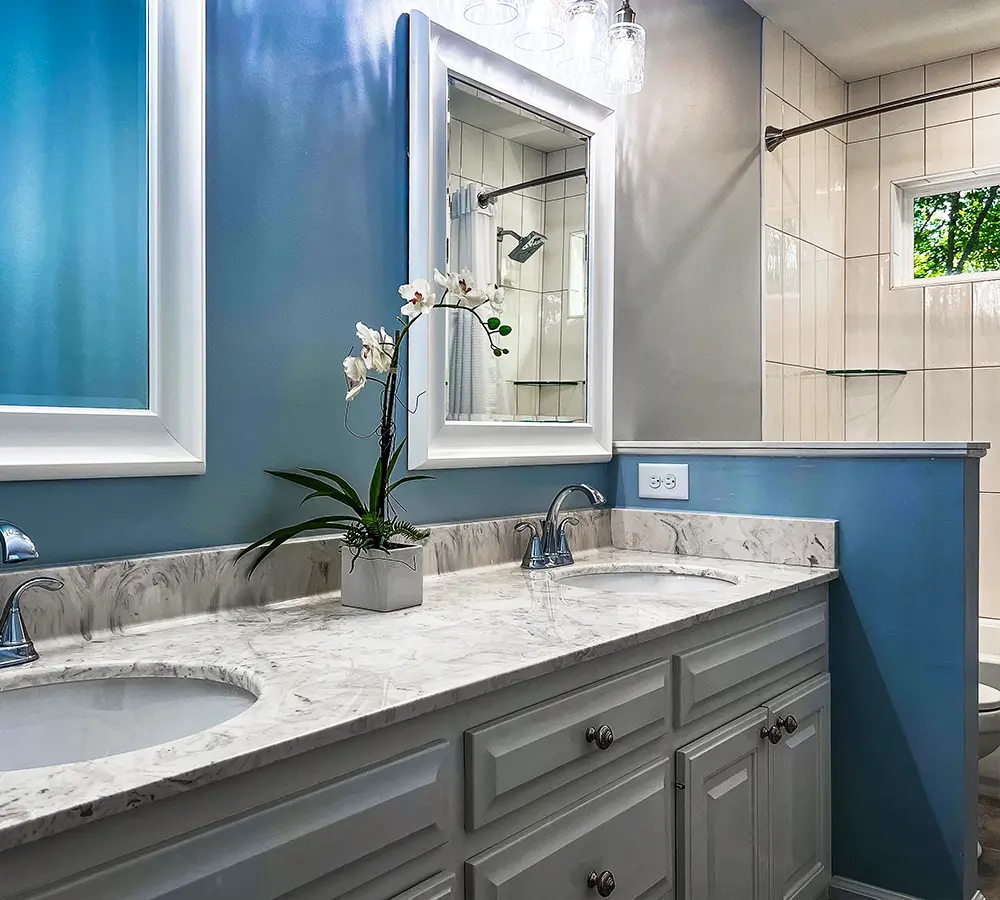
615;453;977;900
0;2;609;565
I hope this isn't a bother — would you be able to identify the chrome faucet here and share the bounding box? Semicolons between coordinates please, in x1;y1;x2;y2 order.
516;484;607;569
0;521;63;669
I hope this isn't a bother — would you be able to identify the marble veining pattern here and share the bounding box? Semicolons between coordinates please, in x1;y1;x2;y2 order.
0;548;835;851
0;509;609;642
612;509;837;568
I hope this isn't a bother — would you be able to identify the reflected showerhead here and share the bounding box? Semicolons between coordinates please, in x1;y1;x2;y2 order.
499;229;547;263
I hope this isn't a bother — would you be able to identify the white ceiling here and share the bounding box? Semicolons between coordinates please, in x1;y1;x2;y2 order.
743;0;1000;81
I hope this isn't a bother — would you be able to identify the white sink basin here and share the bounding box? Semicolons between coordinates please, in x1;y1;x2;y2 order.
556;566;741;597
0;673;257;772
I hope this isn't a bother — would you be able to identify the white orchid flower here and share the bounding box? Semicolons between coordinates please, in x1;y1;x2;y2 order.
398;277;436;320
343;355;367;401
356;322;394;373
483;283;505;314
434;268;486;306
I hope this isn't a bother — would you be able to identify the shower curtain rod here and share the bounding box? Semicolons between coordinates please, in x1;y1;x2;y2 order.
765;75;1000;152
478;167;587;207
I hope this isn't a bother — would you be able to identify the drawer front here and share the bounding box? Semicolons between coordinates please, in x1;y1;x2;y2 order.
466;760;671;900
673;603;826;727
30;743;451;900
389;873;456;900
465;661;669;828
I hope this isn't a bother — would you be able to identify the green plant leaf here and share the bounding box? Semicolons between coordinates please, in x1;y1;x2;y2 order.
265;470;366;516
237;515;357;578
487;316;501;329
386;440;407;481
369;456;385;514
498;325;512;336
493;348;502;357
298;468;366;513
387;474;434;495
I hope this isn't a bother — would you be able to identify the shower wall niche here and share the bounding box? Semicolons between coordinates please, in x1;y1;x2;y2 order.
448;117;588;422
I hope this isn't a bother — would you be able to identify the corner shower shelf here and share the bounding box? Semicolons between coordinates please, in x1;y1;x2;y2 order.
511;380;585;386
825;369;908;377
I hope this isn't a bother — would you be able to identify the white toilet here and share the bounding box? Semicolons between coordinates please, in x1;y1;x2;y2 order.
980;683;1000;759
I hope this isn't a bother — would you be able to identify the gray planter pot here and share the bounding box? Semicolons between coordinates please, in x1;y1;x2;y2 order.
341;544;424;612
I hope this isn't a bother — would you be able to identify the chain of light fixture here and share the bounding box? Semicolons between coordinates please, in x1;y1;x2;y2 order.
463;0;646;94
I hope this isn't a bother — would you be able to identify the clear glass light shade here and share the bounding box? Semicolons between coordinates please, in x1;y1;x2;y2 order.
607;20;645;93
513;0;567;51
464;0;519;26
558;0;609;74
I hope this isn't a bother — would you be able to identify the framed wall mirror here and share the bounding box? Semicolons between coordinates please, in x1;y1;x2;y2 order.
407;11;614;470
0;0;205;482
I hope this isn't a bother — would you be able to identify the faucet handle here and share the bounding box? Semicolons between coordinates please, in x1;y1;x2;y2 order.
556;516;581;565
0;576;62;669
515;521;547;570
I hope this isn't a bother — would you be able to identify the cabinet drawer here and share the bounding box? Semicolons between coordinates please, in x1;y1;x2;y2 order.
28;743;451;900
466;759;671;900
389;873;456;900
465;661;669;828
673;603;826;727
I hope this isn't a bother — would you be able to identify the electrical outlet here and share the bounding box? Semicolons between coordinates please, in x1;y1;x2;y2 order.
638;463;689;500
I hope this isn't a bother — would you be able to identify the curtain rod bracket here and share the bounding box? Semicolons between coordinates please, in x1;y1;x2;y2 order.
764;126;786;152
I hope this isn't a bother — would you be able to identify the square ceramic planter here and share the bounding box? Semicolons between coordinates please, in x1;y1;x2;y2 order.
341;544;424;612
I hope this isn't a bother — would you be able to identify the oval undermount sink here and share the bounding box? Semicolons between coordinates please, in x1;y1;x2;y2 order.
556;566;741;597
0;673;257;772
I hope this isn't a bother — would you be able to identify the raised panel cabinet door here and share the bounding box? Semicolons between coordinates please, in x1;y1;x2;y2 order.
465;660;669;828
765;674;831;900
466;759;672;900
676;709;769;900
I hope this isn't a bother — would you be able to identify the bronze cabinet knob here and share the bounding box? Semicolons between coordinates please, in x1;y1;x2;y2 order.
760;724;783;744
587;870;616;896
585;724;615;751
776;714;798;734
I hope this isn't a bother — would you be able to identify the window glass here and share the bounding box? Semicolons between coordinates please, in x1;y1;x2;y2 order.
0;0;148;409
913;185;1000;281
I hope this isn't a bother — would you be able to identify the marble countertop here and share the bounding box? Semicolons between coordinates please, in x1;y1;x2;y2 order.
0;549;837;852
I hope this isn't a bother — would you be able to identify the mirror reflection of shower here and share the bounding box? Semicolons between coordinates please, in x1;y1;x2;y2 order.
445;76;590;424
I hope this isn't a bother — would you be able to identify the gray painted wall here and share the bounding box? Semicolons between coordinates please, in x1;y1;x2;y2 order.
613;0;763;441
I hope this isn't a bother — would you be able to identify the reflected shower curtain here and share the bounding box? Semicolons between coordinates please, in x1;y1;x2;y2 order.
447;184;511;420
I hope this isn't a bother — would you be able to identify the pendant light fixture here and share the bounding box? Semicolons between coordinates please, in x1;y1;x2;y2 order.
607;0;645;93
512;0;567;51
464;0;519;26
558;0;609;74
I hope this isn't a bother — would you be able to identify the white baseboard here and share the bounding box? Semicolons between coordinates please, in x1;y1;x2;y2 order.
830;877;983;900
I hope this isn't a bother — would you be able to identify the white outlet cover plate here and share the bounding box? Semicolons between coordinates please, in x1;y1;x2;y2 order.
638;463;690;500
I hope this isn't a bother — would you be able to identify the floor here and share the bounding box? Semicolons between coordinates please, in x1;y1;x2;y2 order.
981;796;1000;897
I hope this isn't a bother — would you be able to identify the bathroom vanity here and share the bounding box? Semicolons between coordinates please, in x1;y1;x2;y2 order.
0;546;834;900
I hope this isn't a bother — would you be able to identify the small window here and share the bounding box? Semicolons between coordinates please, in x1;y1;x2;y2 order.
892;169;1000;289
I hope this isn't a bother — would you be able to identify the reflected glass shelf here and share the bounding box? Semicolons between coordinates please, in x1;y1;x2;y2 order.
825;369;908;377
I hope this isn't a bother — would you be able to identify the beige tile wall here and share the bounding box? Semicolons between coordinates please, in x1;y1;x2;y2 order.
762;19;848;440
840;48;1000;614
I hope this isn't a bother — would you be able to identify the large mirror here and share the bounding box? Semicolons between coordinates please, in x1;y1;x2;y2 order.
408;12;614;470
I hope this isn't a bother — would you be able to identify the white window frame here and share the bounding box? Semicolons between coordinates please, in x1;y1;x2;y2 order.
407;11;614;470
0;0;205;482
891;165;1000;290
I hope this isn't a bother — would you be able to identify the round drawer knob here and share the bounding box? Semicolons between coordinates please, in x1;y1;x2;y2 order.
588;870;616;897
585;724;615;751
760;724;783;745
776;714;798;734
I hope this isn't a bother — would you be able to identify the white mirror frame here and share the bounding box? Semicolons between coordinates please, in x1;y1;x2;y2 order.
0;0;205;482
407;11;614;470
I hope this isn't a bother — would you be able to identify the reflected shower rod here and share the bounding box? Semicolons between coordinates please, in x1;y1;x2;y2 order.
478;167;587;207
765;75;1000;152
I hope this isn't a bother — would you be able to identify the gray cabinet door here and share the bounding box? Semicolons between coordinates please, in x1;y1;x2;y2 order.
465;660;669;828
765;675;830;900
466;759;672;900
676;709;769;900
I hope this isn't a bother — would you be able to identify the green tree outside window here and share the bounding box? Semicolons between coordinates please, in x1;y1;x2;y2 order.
913;186;1000;279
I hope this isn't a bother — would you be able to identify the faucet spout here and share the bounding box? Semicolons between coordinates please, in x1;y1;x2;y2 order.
538;483;606;567
0;576;63;669
0;521;39;565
